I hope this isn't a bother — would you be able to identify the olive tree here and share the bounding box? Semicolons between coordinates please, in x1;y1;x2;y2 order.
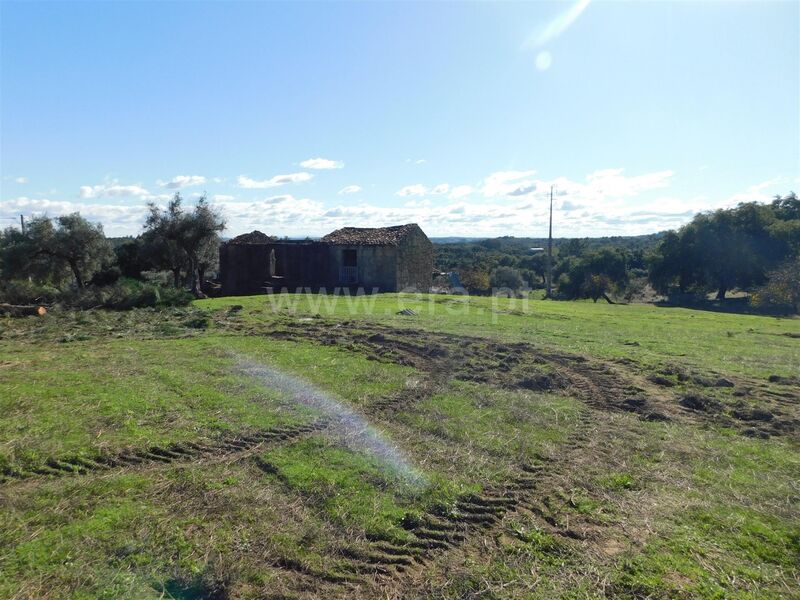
752;258;800;313
143;193;225;296
0;213;112;288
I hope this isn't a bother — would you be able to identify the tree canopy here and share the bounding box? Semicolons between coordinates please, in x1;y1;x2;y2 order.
0;213;112;287
647;195;799;299
143;192;225;296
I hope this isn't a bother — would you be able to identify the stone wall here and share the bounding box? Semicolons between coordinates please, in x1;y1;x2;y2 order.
219;242;271;295
328;245;399;291
220;225;434;295
396;226;434;291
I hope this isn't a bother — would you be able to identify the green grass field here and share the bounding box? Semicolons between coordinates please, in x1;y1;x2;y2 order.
1;295;798;599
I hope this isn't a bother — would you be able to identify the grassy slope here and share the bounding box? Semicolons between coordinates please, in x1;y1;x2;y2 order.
0;296;798;599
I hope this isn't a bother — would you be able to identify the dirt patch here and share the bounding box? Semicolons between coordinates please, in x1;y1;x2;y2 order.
731;407;774;422
648;375;676;387
515;373;565;392
679;393;721;413
768;374;800;386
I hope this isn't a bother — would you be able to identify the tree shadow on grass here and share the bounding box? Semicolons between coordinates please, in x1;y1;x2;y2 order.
653;297;797;317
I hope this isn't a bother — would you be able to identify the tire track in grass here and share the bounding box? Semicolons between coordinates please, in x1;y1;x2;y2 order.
343;409;597;588
250;322;641;590
330;351;630;589
0;419;330;484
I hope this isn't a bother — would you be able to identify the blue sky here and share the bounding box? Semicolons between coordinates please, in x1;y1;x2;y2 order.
1;0;798;237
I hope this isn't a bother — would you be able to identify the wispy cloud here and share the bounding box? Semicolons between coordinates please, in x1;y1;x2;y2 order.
2;197;148;235
480;168;674;203
14;167;786;239
300;158;344;170
396;183;452;197
482;170;537;197
396;184;427;197
157;175;206;189
237;172;313;189
79;181;151;199
724;178;784;206
14;176;28;184
338;185;362;195
449;185;474;200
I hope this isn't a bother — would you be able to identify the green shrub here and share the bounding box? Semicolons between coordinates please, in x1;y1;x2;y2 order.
55;279;193;310
0;280;61;305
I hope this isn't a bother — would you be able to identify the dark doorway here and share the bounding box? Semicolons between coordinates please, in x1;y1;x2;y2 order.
341;249;358;283
343;249;357;267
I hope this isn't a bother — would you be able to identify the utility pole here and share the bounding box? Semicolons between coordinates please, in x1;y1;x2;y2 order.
20;215;25;234
546;185;554;299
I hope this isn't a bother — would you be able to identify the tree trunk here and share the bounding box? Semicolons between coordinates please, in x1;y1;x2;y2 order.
0;304;47;317
69;260;84;288
172;268;181;288
716;284;727;300
197;266;208;296
188;257;202;297
602;293;615;304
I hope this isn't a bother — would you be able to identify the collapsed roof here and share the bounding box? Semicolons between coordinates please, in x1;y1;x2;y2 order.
228;231;278;244
320;224;419;246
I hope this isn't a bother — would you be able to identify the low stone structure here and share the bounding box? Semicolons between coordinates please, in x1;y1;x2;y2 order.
219;223;434;295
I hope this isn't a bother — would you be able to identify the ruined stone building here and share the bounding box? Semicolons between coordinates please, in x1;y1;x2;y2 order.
219;223;434;295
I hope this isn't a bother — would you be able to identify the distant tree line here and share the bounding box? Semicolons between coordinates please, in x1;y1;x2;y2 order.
647;194;799;300
0;192;224;308
2;190;798;313
436;194;799;311
436;233;654;302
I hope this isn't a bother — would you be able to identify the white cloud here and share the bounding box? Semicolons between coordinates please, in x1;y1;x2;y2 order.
338;185;362;195
479;168;674;205
405;158;426;165
449;185;474;200
1;197;148;236
300;158;344;170
15;166;786;239
15;177;28;184
395;183;452;197
584;168;673;198
237;172;313;189
482;170;537;197
79;181;151;199
158;175;206;189
724;178;783;206
396;184;427;197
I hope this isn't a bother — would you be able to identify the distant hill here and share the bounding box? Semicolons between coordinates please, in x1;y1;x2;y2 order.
430;237;486;244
